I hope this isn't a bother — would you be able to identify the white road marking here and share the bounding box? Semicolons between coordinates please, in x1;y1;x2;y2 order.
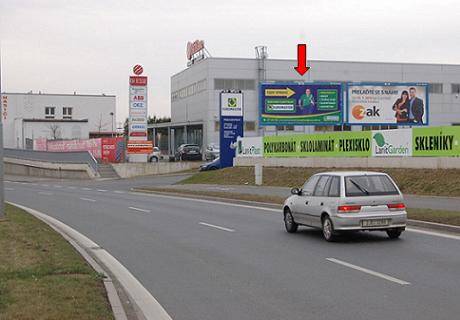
41;184;49;187
54;185;63;188
326;258;410;286
129;206;150;213
81;187;92;191
68;186;76;189
199;222;235;232
30;183;38;186
97;189;108;192
80;197;97;202
114;190;125;194
5;187;15;191
38;191;53;196
406;227;460;241
133;191;460;241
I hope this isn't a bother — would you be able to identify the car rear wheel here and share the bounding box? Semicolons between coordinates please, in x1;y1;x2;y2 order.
284;209;298;233
322;216;337;242
386;229;403;239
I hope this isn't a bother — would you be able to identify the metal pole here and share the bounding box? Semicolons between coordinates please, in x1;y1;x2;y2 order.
0;44;5;218
110;112;114;137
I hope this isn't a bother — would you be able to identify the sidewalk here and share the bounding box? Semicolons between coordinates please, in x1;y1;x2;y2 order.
157;183;460;212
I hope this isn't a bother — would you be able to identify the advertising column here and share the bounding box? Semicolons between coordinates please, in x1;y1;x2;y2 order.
128;65;151;162
220;91;244;168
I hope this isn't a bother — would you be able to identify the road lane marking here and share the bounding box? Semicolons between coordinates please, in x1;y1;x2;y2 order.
30;183;38;186
199;222;235;232
54;185;63;188
80;197;97;202
129;206;150;213
81;187;92;191
5;187;15;191
326;258;410;286
68;186;76;189
132;191;460;241
114;191;125;194
41;184;49;187
38;191;53;196
97;189;108;192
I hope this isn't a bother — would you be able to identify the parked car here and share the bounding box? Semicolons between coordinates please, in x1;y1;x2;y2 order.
204;144;220;161
282;171;407;241
175;144;202;161
200;157;221;171
148;147;161;162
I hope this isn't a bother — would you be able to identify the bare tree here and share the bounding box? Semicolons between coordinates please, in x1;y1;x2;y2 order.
96;113;111;132
48;124;61;140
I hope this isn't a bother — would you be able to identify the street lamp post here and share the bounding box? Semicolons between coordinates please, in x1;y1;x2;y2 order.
110;112;114;137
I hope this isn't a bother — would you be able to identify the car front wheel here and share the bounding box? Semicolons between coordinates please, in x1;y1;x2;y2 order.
386;229;403;239
284;209;298;233
322;216;337;242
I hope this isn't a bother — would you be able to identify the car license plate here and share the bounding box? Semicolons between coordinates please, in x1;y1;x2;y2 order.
361;219;390;227
189;151;197;154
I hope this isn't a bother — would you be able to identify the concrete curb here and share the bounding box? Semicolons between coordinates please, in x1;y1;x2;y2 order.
7;202;129;320
132;188;460;235
7;202;173;320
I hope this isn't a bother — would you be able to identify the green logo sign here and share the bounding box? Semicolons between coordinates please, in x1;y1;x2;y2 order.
227;97;237;108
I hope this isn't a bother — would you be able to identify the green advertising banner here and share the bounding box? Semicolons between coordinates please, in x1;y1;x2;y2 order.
412;126;460;157
263;131;372;157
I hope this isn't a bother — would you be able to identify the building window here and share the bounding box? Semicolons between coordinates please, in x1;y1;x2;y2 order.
451;84;460;95
314;125;334;132
214;78;256;91
333;125;351;131
63;107;72;119
45;107;55;119
245;121;256;131
214;121;220;132
429;83;443;94
276;125;294;131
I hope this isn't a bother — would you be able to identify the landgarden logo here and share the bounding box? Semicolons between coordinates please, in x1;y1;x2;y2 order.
373;132;410;156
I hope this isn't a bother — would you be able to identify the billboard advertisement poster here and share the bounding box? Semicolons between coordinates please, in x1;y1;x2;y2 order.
236;136;263;157
46;138;102;159
220;92;244;168
259;82;343;126
101;137;125;163
263;131;371;157
412;126;460;156
371;129;412;157
347;83;429;125
129;72;148;148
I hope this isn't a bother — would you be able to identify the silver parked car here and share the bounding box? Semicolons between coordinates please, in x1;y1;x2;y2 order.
283;171;407;241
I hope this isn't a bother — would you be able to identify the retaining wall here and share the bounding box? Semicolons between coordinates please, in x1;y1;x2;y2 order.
111;161;201;178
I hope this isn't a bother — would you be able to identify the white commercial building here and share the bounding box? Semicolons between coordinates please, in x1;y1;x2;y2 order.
1;92;116;149
152;54;460;153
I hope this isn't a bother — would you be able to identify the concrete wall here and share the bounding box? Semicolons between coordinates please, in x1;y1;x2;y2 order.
235;157;460;169
4;157;96;179
111;162;202;178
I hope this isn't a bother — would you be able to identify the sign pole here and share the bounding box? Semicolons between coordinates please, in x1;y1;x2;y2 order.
0;45;4;218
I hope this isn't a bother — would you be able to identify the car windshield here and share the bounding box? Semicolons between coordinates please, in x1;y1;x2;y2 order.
345;175;399;197
184;145;200;151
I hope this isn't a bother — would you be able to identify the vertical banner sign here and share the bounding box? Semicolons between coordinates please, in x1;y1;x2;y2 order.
259;82;343;125
220;92;244;168
128;65;149;157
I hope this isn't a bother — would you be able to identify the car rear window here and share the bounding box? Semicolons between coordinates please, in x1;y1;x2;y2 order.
345;175;399;197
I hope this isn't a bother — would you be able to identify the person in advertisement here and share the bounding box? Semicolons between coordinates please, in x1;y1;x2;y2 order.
392;90;409;123
298;88;315;113
408;87;424;124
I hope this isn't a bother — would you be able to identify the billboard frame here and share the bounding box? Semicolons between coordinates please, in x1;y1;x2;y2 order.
346;82;429;126
258;81;345;126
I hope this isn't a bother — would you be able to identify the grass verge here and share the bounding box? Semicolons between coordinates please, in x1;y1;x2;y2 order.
135;188;460;227
180;167;460;197
0;204;114;320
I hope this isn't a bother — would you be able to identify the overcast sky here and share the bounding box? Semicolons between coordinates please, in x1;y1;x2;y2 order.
1;0;459;124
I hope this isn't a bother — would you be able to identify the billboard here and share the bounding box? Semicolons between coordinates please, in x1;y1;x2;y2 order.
129;70;148;140
259;82;343;126
236;136;263;157
263;131;372;157
347;83;429;125
127;140;153;154
412;126;460;156
220;92;244;168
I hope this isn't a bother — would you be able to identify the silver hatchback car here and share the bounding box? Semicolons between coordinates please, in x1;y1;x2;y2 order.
283;171;407;241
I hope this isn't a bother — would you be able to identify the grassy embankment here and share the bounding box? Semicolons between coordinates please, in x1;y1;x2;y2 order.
0;204;114;320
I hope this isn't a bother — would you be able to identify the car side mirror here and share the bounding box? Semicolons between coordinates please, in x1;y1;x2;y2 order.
291;188;301;195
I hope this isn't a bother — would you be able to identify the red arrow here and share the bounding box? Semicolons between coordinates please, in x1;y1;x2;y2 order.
294;44;310;76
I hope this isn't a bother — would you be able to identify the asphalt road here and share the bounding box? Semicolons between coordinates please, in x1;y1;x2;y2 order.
4;177;460;320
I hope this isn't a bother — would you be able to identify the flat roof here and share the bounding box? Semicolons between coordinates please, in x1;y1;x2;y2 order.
2;92;115;98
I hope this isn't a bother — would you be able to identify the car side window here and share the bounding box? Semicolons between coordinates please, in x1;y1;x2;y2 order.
301;175;320;196
328;176;340;197
313;176;330;196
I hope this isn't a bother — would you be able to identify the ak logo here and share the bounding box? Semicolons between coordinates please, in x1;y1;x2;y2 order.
227;97;238;108
352;105;380;120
